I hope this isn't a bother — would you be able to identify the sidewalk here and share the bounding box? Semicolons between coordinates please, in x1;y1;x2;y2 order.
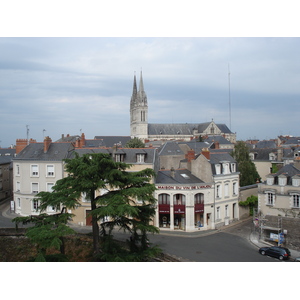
2;199;300;260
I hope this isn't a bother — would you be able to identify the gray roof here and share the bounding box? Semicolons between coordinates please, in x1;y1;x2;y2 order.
93;136;131;148
74;148;158;165
254;140;277;149
204;135;233;145
156;169;204;184
148;122;232;136
14;143;74;161
270;164;300;185
158;141;185;156
209;152;237;175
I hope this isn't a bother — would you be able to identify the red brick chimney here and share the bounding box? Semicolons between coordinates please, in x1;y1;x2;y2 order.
202;148;210;160
16;138;36;154
44;136;52;153
186;150;195;162
214;141;220;149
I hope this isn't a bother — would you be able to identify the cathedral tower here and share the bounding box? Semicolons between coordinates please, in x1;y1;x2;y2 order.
130;71;148;140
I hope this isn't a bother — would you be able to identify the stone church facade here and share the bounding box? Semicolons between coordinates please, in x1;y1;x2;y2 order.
130;72;236;143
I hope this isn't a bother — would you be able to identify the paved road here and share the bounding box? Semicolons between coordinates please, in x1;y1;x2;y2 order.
0;199;288;262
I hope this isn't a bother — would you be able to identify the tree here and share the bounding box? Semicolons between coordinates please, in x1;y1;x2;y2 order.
13;212;75;261
239;195;258;216
20;152;159;260
231;141;261;186
125;137;145;148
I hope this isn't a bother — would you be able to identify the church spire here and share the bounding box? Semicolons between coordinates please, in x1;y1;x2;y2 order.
139;70;144;93
130;72;138;108
138;70;147;105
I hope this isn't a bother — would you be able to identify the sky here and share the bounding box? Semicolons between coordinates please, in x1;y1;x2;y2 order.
1;2;300;148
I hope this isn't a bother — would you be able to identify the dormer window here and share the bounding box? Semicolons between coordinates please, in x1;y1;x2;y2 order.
278;175;287;186
266;175;274;186
269;153;276;161
115;154;125;162
215;164;221;175
137;153;146;163
292;176;300;187
222;162;230;175
231;163;236;173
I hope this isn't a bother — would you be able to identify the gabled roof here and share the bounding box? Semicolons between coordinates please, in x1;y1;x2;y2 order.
74;148;157;165
158;141;185;156
93;136;131;148
14;143;74;161
156;169;204;184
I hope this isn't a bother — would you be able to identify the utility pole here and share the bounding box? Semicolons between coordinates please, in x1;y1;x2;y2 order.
228;63;232;131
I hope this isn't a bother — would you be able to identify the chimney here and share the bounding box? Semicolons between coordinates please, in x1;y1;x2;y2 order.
170;167;175;178
80;133;86;147
16;139;28;154
44;136;52;153
186;150;195;162
16;138;36;154
214;141;220;149
202;148;210;160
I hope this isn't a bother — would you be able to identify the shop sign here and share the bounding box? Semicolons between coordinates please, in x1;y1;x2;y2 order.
157;185;211;190
159;204;170;213
195;203;204;213
174;205;185;214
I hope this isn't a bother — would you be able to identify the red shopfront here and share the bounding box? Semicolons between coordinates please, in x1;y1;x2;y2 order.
174;204;186;230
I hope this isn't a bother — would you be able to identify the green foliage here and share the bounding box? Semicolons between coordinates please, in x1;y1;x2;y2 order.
125;137;145;148
231;141;261;186
239;195;258;216
13;213;75;262
17;152;159;260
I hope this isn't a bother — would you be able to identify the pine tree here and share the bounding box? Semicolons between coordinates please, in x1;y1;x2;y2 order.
16;152;159;260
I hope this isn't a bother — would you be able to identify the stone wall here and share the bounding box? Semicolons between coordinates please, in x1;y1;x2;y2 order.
263;215;300;251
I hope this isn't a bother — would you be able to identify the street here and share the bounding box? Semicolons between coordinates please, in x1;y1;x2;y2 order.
0;199;286;262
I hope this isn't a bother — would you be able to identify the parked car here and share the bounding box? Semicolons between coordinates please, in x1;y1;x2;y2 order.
259;246;291;260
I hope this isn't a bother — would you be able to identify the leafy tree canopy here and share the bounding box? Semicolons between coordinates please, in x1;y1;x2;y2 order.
125;137;145;148
231;141;261;187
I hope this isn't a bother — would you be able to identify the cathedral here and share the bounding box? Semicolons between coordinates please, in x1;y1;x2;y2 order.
130;72;236;143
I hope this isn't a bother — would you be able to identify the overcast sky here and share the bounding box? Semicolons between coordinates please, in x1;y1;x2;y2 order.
1;4;300;147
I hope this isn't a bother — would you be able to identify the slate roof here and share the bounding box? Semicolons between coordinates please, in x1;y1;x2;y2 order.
209;152;237;175
74;148;158;165
269;164;300;185
14;143;74;161
156;169;204;184
254;140;277;149
204;135;233;145
148;122;232;135
93;136;131;148
158;141;185;156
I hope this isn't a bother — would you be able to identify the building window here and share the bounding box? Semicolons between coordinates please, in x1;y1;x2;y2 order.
158;193;170;205
216;184;222;198
267;177;274;186
174;194;185;205
32;199;39;211
47;182;54;192
32;183;39;194
17;198;21;208
137;154;145;163
16;164;20;176
222;163;230;174
225;205;229;217
46;165;54;177
269;153;276;161
279;176;287;186
216;206;220;220
293;195;300;208
231;163;236;173
16;181;20;192
31;164;39;177
233;182;238;195
115;154;125;162
194;193;204;204
215;164;221;175
224;183;229;197
267;193;275;205
292;178;300;187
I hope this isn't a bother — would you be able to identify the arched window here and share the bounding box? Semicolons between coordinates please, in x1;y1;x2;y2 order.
194;193;204;204
174;194;185;205
158;193;170;205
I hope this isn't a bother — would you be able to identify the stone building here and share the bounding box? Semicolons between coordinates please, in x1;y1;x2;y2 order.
130;72;236;143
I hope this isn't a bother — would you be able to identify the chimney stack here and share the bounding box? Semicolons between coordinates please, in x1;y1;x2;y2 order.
202;148;210;160
16;138;36;154
170;167;175;178
44;136;52;153
186;150;195;162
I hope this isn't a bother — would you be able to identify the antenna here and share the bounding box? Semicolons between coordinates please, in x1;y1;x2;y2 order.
26;125;29;145
228;63;232;131
43;129;46;139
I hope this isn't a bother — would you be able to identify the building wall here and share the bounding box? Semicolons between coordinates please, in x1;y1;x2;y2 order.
0;162;12;200
253;161;272;181
13;160;64;216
